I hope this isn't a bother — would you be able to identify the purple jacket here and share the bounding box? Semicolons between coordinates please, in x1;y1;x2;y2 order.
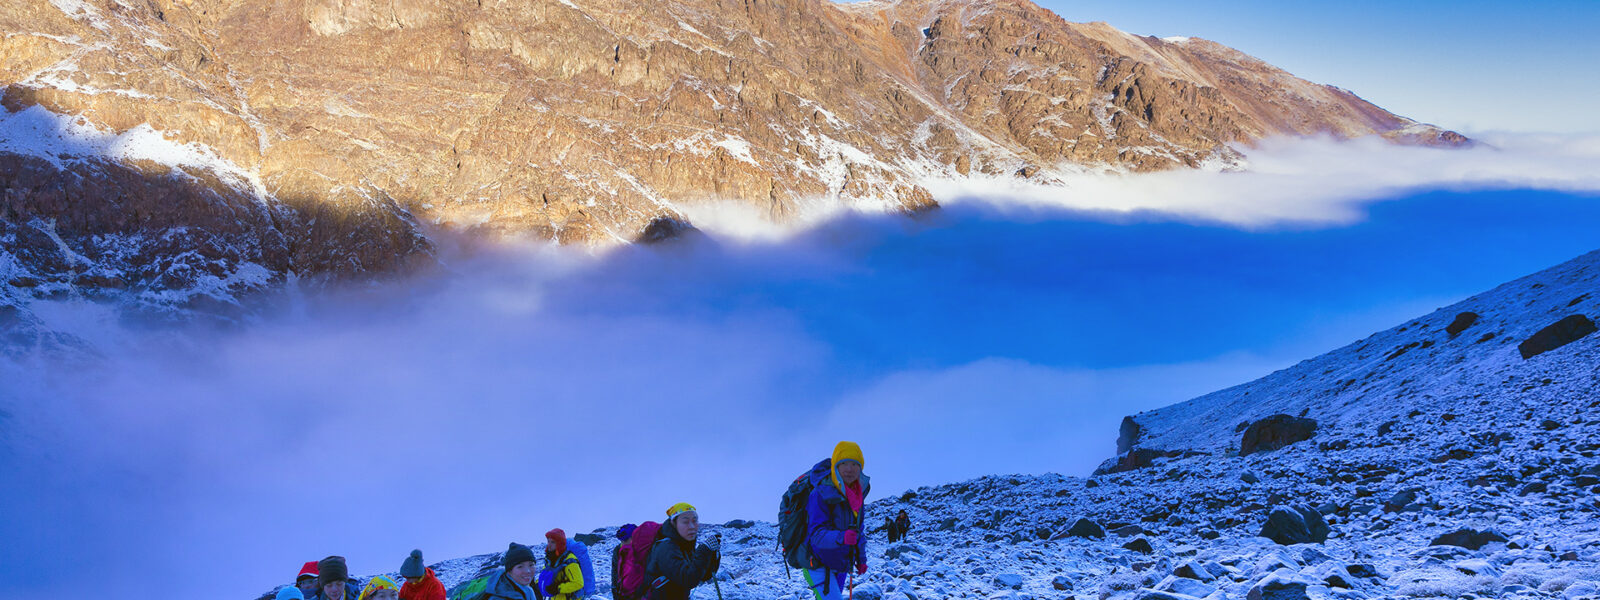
805;459;871;572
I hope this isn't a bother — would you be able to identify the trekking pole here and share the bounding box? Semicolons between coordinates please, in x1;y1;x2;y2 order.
713;578;723;600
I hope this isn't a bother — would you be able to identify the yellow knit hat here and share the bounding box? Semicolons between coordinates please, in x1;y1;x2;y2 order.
666;502;698;520
358;576;399;600
831;440;864;491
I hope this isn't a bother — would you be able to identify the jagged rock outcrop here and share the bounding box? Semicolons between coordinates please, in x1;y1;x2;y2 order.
2;0;1467;312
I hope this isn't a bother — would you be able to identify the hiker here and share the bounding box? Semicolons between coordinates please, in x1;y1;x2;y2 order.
611;524;637;596
805;441;870;600
613;521;662;600
399;550;446;600
645;502;720;600
297;561;322;597
539;529;586;600
893;510;911;541
477;543;541;600
882;516;898;542
359;576;401;600
311;556;363;600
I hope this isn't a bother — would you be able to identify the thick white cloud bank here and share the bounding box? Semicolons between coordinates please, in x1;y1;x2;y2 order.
2;133;1600;600
926;134;1600;227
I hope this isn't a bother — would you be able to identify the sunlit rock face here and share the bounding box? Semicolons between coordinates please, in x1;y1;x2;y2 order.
1;0;1463;315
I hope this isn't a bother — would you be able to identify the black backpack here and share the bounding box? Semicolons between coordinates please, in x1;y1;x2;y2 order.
778;458;832;569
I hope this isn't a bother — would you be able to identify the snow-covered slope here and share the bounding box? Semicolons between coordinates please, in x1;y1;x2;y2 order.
1123;249;1600;456
282;249;1600;600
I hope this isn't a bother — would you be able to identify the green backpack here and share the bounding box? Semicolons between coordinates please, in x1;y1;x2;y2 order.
447;572;493;600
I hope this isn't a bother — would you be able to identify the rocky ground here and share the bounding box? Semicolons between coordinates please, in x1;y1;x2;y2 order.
290;252;1600;600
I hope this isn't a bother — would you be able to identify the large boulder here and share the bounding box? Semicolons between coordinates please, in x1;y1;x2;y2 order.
1123;537;1155;554
1430;527;1509;550
992;574;1023;590
1259;505;1331;545
1051;575;1072;591
1518;314;1597;359
1446;311;1480;337
1066;518;1106;539
1240;415;1319;455
1246;575;1313;600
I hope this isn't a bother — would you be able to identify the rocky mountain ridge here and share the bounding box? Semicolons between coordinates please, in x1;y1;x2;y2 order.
2;0;1464;321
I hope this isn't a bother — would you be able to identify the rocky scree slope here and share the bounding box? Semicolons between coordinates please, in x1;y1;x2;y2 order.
2;0;1464;324
301;251;1600;600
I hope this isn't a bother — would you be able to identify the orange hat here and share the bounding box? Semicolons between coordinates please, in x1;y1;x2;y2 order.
545;528;567;556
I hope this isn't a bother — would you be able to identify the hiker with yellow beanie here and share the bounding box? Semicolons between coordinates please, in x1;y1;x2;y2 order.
804;441;871;600
357;576;400;600
644;502;721;600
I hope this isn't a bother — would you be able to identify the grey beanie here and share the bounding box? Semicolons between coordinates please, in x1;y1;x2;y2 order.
400;549;425;579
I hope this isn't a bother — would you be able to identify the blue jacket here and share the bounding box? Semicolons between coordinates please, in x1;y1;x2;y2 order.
480;568;539;600
805;459;871;572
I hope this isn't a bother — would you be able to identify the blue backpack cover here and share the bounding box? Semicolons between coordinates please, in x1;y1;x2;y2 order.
566;538;598;598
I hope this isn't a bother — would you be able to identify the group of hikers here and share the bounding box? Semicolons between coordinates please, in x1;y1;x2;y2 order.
880;510;912;543
270;442;902;600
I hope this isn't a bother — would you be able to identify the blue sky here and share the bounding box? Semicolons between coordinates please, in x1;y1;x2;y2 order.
1038;0;1600;133
848;0;1600;133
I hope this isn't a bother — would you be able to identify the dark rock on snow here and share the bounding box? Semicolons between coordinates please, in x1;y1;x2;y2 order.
1051;575;1072;591
1259;505;1331;545
1446;311;1479;337
1430;527;1509;550
1095;448;1180;475
1240;415;1319;455
1066;518;1106;539
1383;489;1418;513
1247;575;1312;600
1518;314;1597;359
1123;537;1155;554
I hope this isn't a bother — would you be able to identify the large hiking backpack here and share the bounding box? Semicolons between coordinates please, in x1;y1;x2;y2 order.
614;522;662;600
778;458;833;569
564;539;598;599
446;570;494;600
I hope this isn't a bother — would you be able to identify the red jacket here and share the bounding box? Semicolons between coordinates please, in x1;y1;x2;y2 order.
400;568;445;600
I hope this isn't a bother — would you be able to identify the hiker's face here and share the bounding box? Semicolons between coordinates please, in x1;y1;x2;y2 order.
321;581;345;600
298;579;319;594
369;590;399;600
510;561;537;586
837;461;862;485
675;513;699;541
